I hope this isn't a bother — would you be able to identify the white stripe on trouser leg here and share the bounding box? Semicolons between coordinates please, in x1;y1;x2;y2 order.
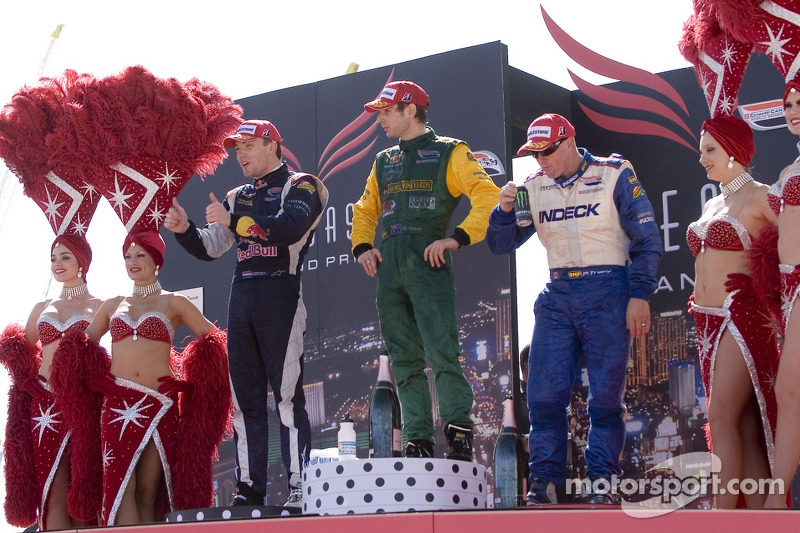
278;299;306;477
229;375;252;485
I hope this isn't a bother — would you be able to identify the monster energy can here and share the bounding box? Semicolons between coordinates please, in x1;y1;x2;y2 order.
514;185;533;227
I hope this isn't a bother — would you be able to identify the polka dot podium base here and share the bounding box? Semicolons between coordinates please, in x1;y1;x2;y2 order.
165;504;301;523
303;458;487;515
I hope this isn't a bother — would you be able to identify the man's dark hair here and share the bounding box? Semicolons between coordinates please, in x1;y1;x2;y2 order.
263;138;282;159
396;102;428;124
520;344;530;374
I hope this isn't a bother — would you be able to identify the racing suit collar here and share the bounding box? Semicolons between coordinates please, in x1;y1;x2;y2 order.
554;148;592;188
253;162;290;189
398;127;436;151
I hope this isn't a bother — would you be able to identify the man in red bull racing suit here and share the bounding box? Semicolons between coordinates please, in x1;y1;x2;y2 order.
487;114;662;504
351;81;500;461
164;119;328;508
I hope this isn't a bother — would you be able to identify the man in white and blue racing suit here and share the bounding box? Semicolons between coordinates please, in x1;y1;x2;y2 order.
487;114;661;505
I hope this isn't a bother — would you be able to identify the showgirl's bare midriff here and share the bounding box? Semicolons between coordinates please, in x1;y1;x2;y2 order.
693;248;750;307
109;338;174;391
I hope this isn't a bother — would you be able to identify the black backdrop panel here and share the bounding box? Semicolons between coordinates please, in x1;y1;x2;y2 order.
160;42;517;504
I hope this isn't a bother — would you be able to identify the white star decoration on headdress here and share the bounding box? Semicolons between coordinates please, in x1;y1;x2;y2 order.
719;93;735;115
156;163;180;193
147;200;165;227
81;183;98;202
71;215;88;236
41;185;64;227
108;161;162;232
109;175;133;219
761;22;792;71
721;40;738;70
32;403;61;445
108;396;151;439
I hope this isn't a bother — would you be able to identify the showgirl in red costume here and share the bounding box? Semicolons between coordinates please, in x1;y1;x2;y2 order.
0;236;102;531
680;4;782;508
697;0;800;508
9;65;242;525
758;80;800;507
66;229;228;525
687;117;779;509
0;75;104;530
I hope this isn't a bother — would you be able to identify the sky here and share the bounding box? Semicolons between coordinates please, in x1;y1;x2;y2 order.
0;0;693;529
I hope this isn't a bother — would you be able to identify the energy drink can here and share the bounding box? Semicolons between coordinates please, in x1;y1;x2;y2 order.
515;185;533;227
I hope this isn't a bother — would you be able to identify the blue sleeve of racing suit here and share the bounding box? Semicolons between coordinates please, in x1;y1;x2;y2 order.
486;204;537;254
612;164;663;300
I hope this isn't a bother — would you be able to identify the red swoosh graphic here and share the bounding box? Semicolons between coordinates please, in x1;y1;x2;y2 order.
315;69;396;182
579;102;698;153
569;70;696;140
320;138;380;183
283;146;301;172
318;120;382;178
318;110;376;168
542;5;689;115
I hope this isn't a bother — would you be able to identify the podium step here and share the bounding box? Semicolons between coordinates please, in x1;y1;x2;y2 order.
164;504;302;523
303;457;488;515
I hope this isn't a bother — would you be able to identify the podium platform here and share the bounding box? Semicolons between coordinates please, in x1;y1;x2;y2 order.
45;507;800;533
303;457;487;515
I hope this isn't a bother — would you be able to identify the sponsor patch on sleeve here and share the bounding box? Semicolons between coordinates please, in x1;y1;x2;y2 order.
296;182;316;194
632;185;643;198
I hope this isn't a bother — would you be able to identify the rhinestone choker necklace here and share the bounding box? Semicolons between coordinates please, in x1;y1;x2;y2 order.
721;172;754;198
133;280;162;298
61;283;88;301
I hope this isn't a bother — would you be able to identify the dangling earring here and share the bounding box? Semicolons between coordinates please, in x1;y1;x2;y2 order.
78;267;83;278
727;156;734;169
155;266;159;277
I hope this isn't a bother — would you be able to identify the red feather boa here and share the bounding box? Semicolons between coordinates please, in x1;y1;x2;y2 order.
50;330;110;522
172;328;232;510
747;224;781;326
0;324;40;527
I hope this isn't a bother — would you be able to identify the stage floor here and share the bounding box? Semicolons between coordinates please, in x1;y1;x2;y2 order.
44;506;800;533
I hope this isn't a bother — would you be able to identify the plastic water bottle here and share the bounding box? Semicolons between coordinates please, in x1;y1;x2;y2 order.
369;353;402;458
338;413;357;460
493;396;524;508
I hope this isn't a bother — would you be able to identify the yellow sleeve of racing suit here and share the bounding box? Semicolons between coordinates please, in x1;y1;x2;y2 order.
446;143;501;245
351;160;382;252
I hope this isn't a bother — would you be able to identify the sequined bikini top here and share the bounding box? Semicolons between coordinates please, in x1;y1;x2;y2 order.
767;173;800;215
109;311;174;344
36;314;92;345
686;214;752;257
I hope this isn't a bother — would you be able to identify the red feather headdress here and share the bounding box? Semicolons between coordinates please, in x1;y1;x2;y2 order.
72;66;242;233
0;71;102;236
709;0;800;83
679;0;753;117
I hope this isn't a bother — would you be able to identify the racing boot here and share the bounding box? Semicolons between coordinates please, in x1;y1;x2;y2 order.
445;424;473;462
587;477;619;505
403;439;434;458
231;482;265;506
526;477;558;505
